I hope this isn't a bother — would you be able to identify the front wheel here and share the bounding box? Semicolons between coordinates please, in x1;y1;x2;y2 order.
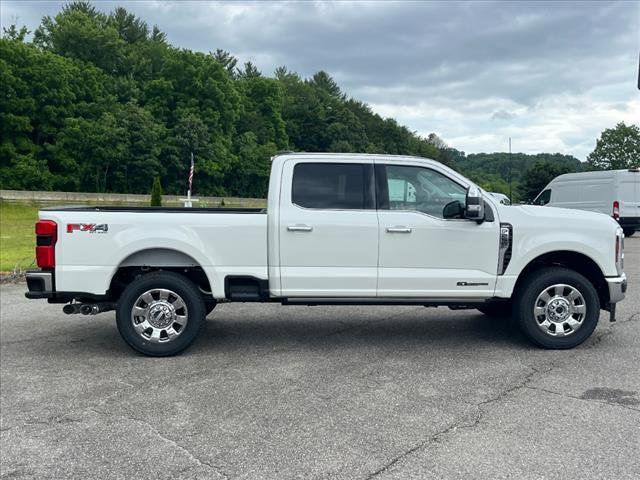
623;228;635;237
116;271;206;356
514;267;600;349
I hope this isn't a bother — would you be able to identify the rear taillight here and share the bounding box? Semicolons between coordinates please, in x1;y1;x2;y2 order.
35;220;57;269
613;201;620;220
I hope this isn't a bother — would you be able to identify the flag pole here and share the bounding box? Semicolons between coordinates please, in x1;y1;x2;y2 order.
182;151;195;208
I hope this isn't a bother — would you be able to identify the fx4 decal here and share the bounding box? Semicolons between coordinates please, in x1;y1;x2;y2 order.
66;223;109;234
457;281;489;287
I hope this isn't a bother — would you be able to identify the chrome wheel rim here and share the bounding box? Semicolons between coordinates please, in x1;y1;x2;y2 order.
533;284;586;337
131;289;188;343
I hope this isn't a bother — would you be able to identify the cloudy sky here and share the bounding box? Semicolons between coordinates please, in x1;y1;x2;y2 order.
2;1;639;159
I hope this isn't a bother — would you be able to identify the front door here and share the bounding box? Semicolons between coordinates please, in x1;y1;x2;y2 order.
376;161;500;298
278;159;378;297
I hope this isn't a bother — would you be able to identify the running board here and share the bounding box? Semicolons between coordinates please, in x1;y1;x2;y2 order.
280;297;491;307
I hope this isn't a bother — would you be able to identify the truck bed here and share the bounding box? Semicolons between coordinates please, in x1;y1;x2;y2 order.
39;205;268;297
41;206;266;214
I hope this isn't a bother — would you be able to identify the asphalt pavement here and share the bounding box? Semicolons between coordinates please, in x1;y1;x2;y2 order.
1;239;639;479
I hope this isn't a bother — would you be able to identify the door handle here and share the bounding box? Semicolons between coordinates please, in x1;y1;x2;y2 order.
386;226;412;233
287;224;313;232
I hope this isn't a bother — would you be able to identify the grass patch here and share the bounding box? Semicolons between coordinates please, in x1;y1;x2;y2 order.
0;201;39;272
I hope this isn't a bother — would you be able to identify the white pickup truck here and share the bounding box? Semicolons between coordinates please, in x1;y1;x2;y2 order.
26;153;627;356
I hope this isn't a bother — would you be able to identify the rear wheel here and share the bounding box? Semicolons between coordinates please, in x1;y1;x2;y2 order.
623;228;635;237
116;271;206;356
514;267;599;349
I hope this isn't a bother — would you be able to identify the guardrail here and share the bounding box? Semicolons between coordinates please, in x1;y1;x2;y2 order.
0;189;266;207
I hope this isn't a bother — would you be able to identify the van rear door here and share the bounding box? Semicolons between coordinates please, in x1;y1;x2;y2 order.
618;170;640;219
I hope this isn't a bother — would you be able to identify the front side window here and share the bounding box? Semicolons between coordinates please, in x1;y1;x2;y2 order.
535;189;551;205
292;163;372;209
382;165;467;218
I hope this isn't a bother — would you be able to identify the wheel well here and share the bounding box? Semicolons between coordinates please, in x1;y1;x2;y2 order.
109;249;212;302
513;251;609;306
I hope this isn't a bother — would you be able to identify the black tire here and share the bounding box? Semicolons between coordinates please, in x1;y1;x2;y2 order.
514;267;600;349
623;228;635;237
477;301;512;318
116;271;206;356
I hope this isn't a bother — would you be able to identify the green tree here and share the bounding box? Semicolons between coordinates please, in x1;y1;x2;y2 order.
519;160;574;203
211;49;237;78
237;61;261;79
2;24;30;42
150;176;162;206
34;2;126;74
587;122;640;170
310;71;345;100
8;0;599;200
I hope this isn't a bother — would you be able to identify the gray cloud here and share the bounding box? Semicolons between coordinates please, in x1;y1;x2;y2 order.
2;0;638;159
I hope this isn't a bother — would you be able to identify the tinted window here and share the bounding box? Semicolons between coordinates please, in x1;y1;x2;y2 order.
382;165;467;218
292;163;370;209
535;189;551;205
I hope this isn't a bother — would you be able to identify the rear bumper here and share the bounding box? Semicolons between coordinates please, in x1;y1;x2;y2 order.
25;270;108;303
25;270;54;299
606;273;627;304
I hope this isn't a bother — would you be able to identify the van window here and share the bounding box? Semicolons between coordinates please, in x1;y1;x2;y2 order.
535;189;551;205
292;163;373;209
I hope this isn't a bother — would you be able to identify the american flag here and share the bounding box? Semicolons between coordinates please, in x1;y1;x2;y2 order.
188;152;194;191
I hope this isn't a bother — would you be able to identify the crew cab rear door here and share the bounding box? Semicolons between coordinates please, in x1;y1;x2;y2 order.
278;159;378;297
375;160;500;298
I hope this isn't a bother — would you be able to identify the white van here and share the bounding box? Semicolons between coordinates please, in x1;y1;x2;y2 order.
533;169;640;236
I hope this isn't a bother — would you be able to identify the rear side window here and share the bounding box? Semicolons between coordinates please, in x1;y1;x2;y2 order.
292;163;373;209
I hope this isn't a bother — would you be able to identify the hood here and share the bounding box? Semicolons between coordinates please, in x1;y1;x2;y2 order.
497;204;620;233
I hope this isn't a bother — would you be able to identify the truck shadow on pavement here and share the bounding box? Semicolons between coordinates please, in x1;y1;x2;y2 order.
22;309;539;357
200;312;530;352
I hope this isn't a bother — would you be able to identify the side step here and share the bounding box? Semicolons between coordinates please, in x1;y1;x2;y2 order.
225;276;269;302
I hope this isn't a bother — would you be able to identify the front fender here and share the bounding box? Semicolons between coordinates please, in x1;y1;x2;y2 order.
508;231;614;278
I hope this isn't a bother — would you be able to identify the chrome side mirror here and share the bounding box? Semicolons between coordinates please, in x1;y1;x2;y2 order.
465;187;485;222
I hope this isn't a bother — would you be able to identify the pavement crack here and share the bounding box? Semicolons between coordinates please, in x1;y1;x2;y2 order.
1;414;82;432
363;362;559;479
478;364;554;408
86;408;230;479
524;385;640;413
619;311;640;324
364;412;482;479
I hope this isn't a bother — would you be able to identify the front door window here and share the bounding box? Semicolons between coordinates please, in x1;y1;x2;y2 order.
383;165;467;218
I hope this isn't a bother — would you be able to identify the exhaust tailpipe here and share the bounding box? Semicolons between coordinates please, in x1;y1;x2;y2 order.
63;302;115;315
63;304;82;315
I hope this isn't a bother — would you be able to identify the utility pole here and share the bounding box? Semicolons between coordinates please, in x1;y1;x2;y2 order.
508;137;512;202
